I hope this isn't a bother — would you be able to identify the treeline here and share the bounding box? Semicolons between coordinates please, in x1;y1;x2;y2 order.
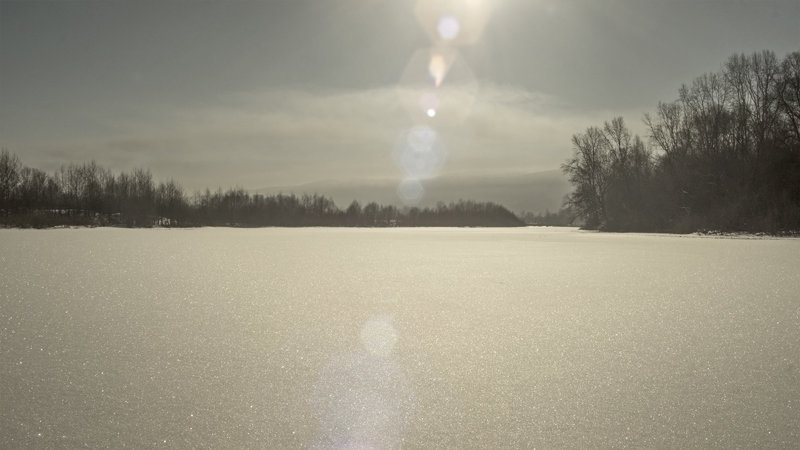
563;50;800;233
520;207;577;226
0;150;523;228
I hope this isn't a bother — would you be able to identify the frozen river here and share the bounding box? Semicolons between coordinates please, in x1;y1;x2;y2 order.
1;227;798;448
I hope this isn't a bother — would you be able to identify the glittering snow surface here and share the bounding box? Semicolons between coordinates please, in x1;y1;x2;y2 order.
1;227;798;448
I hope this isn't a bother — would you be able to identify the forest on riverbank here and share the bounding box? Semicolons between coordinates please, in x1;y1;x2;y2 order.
562;50;800;233
0;150;523;228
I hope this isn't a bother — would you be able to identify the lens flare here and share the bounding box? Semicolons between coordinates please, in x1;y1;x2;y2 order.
392;126;447;181
396;48;477;123
397;178;424;204
397;0;495;207
419;91;440;116
405;128;435;172
407;125;436;152
428;53;447;87
437;15;460;40
414;0;493;46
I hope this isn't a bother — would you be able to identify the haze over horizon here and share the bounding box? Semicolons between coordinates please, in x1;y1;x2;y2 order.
2;0;799;210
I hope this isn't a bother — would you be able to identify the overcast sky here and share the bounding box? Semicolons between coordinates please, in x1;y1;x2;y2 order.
1;0;799;206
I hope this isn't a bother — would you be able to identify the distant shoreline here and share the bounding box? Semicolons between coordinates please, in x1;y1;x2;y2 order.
3;223;799;238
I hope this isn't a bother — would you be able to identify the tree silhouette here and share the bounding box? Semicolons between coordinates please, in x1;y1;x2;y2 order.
0;151;524;228
565;49;800;233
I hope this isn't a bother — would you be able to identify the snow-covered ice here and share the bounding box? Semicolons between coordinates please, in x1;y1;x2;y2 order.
1;227;798;447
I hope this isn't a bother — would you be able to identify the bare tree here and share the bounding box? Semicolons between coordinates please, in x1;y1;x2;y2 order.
562;126;610;227
777;52;800;144
0;149;21;210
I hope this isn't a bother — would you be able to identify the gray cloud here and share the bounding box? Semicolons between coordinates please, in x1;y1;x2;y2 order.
9;84;639;197
4;0;797;211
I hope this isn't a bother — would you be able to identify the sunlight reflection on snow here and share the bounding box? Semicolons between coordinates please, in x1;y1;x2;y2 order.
360;316;398;357
310;316;414;449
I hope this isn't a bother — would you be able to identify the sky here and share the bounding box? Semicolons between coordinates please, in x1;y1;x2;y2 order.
1;0;799;211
